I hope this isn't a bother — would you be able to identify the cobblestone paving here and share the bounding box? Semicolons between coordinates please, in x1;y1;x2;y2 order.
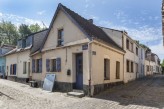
0;75;164;109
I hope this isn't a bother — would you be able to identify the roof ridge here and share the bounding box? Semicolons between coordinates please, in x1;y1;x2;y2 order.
41;3;124;52
60;3;124;52
18;29;48;40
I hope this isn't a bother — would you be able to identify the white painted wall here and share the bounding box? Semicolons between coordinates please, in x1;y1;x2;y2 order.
91;42;124;85
101;28;123;48
6;50;30;78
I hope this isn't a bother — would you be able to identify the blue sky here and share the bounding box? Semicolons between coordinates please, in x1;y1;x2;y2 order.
0;0;163;60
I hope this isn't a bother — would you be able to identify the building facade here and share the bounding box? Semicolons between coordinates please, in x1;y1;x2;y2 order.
5;30;48;83
145;52;161;76
138;46;146;78
31;4;125;96
0;44;15;78
101;28;141;83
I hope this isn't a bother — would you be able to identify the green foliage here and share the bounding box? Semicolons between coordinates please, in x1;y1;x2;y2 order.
0;20;19;45
0;20;43;45
161;59;164;74
29;23;42;33
161;60;164;67
18;24;32;39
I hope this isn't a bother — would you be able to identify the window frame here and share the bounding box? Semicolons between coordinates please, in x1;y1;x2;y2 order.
131;61;134;73
116;61;120;79
136;47;138;56
50;59;57;72
136;63;138;73
130;42;133;52
57;29;64;46
104;58;110;80
126;39;129;50
126;60;130;72
23;61;27;74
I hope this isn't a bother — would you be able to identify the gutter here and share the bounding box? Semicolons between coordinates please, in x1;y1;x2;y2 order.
88;38;93;97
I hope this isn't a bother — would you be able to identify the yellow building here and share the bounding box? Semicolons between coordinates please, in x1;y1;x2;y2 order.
31;3;125;96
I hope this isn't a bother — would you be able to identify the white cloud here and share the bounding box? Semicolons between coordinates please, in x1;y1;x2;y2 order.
37;10;46;15
98;21;161;44
0;12;47;28
0;12;2;16
98;20;163;59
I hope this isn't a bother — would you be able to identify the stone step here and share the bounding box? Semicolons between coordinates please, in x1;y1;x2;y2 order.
72;89;84;93
67;91;85;98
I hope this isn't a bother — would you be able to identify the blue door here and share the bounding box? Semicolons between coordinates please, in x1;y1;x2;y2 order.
75;53;83;90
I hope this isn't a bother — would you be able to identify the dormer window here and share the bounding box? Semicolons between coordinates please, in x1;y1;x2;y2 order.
57;29;64;46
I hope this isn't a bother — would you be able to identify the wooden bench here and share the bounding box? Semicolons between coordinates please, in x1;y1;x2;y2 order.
29;81;38;87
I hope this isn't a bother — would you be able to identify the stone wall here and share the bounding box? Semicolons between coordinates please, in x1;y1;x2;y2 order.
7;76;29;84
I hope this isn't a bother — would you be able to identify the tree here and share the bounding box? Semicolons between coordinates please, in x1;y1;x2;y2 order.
0;20;19;45
29;23;42;33
18;24;32;39
161;60;164;74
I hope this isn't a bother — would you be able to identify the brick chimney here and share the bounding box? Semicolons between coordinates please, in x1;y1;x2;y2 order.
88;19;93;24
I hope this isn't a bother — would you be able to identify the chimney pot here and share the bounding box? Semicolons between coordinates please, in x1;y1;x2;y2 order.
88;19;93;24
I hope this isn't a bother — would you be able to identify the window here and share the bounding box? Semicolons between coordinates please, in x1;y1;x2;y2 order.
147;65;149;72
10;64;17;75
23;62;27;74
136;63;138;73
136;47;138;56
127;60;130;72
131;62;133;73
36;59;40;73
57;29;64;46
7;66;8;75
116;61;120;79
104;59;110;80
126;39;129;49
50;59;56;72
28;62;30;74
46;58;61;72
32;59;42;73
2;66;4;73
130;42;133;52
141;49;143;59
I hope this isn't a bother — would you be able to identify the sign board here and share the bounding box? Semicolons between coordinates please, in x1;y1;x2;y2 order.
82;44;88;50
43;74;56;92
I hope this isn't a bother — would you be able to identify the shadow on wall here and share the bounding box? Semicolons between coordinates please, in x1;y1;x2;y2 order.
93;75;164;108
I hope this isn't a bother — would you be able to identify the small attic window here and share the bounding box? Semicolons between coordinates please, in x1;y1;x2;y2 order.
57;29;64;46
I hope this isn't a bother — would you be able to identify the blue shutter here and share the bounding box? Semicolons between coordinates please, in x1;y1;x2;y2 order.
32;59;35;73
14;64;17;75
46;59;50;72
56;58;61;72
39;59;42;73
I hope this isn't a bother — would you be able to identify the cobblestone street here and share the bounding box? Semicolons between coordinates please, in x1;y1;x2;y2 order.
0;75;164;109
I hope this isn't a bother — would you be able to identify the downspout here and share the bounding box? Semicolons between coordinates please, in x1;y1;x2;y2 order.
123;53;125;83
122;31;125;83
88;38;93;97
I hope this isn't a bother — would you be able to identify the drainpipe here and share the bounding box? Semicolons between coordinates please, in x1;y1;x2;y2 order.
123;54;125;83
88;38;93;97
